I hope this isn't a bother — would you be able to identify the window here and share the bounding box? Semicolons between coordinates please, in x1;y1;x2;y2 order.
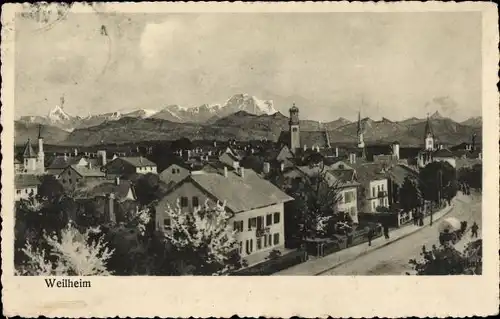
16;190;21;195
246;239;253;255
268;234;273;246
248;217;257;230
163;218;171;230
257;216;264;230
192;196;199;208
292;127;298;132
266;214;273;226
233;221;244;232
273;212;280;224
257;238;262;250
263;235;268;248
172;168;176;173
372;201;376;211
180;197;188;207
372;187;376;197
273;233;280;245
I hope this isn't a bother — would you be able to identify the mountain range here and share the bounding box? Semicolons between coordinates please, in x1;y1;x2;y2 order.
15;94;481;147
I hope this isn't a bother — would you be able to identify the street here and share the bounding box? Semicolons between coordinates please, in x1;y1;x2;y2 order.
320;193;482;275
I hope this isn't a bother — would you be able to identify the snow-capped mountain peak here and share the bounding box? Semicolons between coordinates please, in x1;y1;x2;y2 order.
222;93;277;116
48;105;71;122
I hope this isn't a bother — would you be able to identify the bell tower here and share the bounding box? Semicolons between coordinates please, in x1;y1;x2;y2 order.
424;113;435;151
289;103;300;152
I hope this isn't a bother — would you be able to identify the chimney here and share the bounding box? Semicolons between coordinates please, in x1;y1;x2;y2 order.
98;150;107;166
240;167;245;178
335;147;339;158
263;162;271;174
280;162;285;172
223;166;228;178
74;148;78;157
115;176;120;185
349;153;356;164
108;193;116;224
87;162;92;169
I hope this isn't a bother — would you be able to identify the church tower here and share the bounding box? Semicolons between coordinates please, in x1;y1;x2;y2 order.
357;111;365;148
37;124;45;174
22;138;37;173
424;113;435;151
289;103;300;152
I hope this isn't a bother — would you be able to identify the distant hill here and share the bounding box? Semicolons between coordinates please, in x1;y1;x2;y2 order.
15;121;71;145
42;108;482;148
460;116;482;128
324;117;352;130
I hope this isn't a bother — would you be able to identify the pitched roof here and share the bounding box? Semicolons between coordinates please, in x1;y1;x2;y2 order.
186;169;293;213
15;174;41;188
329;169;356;183
350;163;388;184
118;156;156;167
22;140;37;158
386;164;419;186
70;165;106;178
76;179;136;201
300;131;330;148
433;148;454;158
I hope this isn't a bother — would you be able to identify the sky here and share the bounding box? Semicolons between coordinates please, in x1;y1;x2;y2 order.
15;8;482;122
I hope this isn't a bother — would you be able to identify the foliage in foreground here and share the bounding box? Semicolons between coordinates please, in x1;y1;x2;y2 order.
16;223;114;276
408;239;482;275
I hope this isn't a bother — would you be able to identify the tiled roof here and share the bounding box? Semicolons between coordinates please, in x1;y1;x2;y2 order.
22;140;37;158
300;131;330;148
386;164;418;186
119;156;156;168
329;169;356;183
15;174;41;188
70;165;106;178
188;169;293;213
433;148;454;157
456;158;482;170
350;163;388;185
76;179;136;201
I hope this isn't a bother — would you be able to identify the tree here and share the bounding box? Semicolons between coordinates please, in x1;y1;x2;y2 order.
469;164;482;191
408;239;482;275
133;173;167;206
163;200;240;275
283;164;344;240
418;161;457;204
399;176;422;213
37;175;64;202
16;223;114;276
171;137;193;152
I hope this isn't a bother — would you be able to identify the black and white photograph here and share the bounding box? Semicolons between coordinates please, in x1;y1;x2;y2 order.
2;1;498;318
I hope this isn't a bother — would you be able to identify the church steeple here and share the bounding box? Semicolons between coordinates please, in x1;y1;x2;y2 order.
289;103;300;152
357;110;365;148
424;113;435;151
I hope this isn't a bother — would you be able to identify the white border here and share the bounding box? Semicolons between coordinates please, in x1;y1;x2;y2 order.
2;2;499;317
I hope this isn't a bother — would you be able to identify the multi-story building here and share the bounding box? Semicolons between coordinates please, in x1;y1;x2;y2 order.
154;166;293;266
350;163;390;213
59;164;106;190
15;174;41;201
104;156;158;177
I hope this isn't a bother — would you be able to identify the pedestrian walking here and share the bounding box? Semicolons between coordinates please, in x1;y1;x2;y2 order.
367;228;374;246
471;222;479;238
383;224;390;239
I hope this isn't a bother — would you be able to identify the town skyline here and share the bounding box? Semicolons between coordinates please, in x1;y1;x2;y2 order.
15;11;481;122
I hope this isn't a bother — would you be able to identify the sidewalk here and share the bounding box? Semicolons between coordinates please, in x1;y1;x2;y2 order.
273;201;455;276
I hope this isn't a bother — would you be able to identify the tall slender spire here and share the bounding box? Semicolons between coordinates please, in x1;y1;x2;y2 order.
357;110;362;134
38;124;43;140
424;112;433;137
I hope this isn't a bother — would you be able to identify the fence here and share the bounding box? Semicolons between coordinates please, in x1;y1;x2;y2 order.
232;249;307;276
